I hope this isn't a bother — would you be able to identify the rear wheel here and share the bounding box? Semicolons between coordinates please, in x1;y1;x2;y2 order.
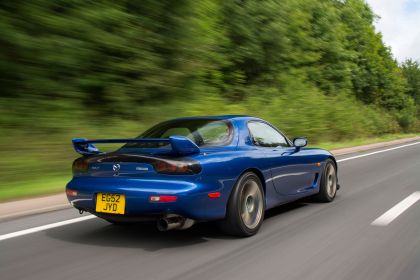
314;159;337;202
220;172;265;237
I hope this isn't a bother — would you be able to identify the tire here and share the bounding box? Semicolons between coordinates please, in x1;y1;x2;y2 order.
314;159;337;202
220;172;265;237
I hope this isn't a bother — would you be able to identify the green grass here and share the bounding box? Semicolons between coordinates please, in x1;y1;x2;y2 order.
315;133;420;150
0;176;70;202
1;133;418;202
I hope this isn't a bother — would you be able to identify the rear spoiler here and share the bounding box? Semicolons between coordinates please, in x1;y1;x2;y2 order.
72;136;200;156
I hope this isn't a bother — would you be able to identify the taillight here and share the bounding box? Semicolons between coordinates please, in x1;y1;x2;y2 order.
153;159;201;175
72;158;89;174
66;189;78;196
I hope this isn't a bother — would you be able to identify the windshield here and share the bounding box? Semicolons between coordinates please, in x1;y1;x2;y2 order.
121;119;233;151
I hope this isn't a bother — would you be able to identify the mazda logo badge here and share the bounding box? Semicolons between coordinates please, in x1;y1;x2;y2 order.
112;164;121;175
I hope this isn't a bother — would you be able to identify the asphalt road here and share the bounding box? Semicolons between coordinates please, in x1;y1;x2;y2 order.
1;142;420;280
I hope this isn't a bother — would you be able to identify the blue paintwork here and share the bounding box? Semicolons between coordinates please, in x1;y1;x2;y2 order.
66;116;337;221
72;136;200;156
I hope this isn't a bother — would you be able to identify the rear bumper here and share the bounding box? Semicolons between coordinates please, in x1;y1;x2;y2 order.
66;176;227;221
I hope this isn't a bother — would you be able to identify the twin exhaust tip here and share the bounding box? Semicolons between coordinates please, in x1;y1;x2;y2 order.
156;215;195;231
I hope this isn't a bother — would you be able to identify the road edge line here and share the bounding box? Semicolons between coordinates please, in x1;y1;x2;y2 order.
336;141;420;163
0;215;95;241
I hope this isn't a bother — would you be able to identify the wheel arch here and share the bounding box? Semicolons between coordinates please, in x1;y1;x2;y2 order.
327;156;338;174
238;168;266;195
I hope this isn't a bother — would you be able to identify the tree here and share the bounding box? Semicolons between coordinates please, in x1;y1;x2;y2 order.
401;59;420;106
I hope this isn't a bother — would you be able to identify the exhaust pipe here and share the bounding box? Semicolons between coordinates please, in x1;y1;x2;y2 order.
157;215;195;231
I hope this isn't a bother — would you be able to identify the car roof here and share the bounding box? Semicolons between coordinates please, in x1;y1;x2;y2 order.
172;115;261;121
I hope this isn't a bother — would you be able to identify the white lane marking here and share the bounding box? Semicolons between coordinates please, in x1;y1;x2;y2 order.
0;204;70;220
371;192;420;226
0;140;419;241
0;215;95;241
336;141;420;162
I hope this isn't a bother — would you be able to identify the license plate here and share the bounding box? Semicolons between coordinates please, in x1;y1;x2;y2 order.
95;193;125;215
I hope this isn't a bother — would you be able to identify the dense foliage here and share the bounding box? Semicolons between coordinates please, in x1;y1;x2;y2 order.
0;0;419;199
401;59;420;119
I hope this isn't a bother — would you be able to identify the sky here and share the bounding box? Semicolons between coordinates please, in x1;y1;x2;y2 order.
366;0;420;62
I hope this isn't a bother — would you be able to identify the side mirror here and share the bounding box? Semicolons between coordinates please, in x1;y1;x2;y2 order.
293;137;308;148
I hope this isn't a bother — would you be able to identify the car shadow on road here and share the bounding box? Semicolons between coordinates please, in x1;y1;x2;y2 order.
46;200;309;251
46;217;245;251
265;200;309;220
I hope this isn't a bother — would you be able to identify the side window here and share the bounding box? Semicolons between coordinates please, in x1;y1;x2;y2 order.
197;121;231;146
248;122;289;148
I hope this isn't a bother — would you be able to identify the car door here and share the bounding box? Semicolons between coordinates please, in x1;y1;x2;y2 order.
247;121;316;196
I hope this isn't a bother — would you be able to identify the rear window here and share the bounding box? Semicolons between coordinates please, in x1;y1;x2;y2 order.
122;119;233;151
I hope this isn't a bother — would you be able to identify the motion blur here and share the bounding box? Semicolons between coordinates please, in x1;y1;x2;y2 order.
0;0;419;200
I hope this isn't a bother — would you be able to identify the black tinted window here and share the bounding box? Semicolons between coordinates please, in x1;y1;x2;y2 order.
248;121;289;147
128;119;233;148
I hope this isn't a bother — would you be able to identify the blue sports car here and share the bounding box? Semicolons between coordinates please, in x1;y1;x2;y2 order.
67;115;339;236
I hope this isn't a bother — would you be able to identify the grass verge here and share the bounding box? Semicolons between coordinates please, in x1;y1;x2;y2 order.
315;133;419;150
0;177;70;203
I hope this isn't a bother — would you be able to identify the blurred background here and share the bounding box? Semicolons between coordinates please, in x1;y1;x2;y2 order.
0;0;419;201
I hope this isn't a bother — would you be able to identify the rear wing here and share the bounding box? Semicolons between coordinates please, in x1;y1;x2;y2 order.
72;136;200;156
